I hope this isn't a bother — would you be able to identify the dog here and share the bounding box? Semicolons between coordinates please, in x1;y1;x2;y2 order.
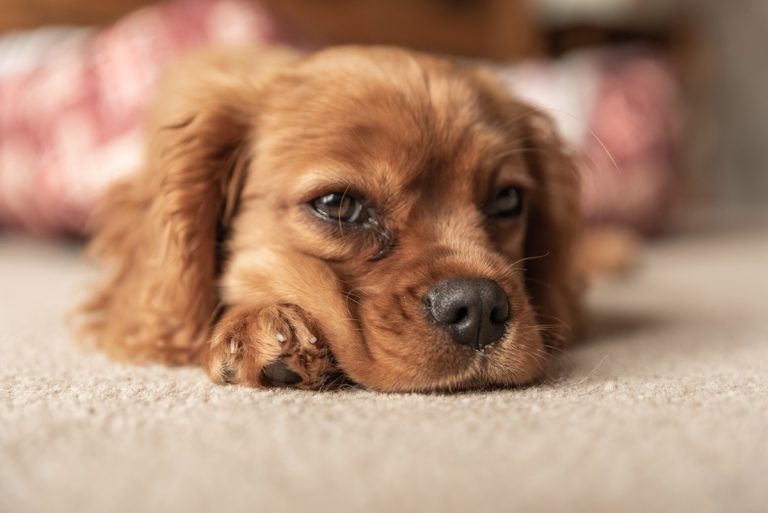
79;45;582;392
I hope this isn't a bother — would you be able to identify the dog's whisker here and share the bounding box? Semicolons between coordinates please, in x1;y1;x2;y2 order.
506;252;551;269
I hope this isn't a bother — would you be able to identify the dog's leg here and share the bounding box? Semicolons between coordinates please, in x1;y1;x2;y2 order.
204;304;340;389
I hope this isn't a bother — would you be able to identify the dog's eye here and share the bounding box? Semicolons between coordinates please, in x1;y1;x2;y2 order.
311;193;366;223
487;187;524;218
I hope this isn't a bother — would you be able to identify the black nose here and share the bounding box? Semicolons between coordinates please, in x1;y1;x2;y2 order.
423;278;510;350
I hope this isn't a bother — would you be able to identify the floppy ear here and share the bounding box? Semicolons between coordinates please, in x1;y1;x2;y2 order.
79;51;271;364
520;112;584;348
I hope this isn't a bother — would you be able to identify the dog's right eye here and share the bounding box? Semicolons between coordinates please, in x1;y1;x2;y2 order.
311;193;366;224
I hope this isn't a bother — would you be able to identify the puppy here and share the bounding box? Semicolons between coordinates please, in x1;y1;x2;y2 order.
79;45;582;392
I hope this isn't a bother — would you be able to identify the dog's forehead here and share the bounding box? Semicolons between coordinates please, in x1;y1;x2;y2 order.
258;49;527;202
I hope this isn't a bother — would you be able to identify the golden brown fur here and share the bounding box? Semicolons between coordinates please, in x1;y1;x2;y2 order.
79;45;582;392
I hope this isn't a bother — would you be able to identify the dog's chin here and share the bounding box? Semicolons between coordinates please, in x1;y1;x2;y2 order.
337;329;549;393
424;347;549;393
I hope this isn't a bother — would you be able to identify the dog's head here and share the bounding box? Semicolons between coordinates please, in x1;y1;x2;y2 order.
84;46;581;392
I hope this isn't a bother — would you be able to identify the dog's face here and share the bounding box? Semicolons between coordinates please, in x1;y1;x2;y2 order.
219;48;581;391
83;46;581;392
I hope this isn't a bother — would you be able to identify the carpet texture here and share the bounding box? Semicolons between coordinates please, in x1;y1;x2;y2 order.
1;228;766;513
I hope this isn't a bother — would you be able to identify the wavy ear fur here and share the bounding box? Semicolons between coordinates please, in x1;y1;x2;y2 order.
520;112;584;348
79;49;293;364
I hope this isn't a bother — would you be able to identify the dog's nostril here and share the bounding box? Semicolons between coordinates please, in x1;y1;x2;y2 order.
424;278;510;350
451;306;469;324
490;304;509;325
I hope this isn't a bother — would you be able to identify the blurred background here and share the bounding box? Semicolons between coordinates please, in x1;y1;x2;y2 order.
0;0;766;238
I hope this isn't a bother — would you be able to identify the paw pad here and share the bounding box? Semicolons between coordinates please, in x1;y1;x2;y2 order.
262;360;303;386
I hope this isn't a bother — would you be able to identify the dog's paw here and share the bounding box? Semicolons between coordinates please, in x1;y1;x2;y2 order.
205;305;339;389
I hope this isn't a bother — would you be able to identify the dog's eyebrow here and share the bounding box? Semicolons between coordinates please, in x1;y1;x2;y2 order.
291;174;367;202
501;172;537;191
289;165;402;209
490;161;537;190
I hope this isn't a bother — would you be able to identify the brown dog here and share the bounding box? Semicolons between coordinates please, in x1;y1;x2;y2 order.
79;45;582;392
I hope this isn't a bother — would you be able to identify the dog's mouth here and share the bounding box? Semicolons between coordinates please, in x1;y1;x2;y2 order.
418;332;548;393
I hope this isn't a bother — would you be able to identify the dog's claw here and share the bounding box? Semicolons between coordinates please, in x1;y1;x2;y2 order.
276;332;287;344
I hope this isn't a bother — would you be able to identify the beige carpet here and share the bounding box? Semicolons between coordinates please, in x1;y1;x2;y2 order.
1;227;766;513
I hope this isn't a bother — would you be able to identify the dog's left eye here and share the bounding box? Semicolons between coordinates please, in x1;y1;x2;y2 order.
486;187;524;218
311;193;366;223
